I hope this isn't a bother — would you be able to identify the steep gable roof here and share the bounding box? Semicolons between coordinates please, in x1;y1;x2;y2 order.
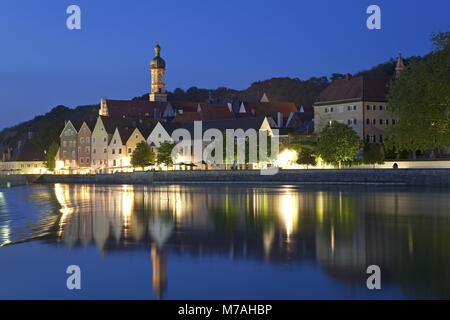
99;116;134;134
104;99;168;118
241;102;297;118
173;112;202;123
169;101;200;113
198;103;235;121
315;76;392;105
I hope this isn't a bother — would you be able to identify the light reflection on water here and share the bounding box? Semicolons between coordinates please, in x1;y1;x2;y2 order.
0;183;449;299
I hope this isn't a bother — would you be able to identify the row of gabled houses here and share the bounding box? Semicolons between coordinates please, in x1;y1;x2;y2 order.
58;114;274;173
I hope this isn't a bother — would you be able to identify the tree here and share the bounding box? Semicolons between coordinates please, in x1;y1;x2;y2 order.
363;143;384;167
131;141;155;169
296;145;317;168
286;134;317;168
316;121;362;168
44;141;59;172
156;141;176;167
385;32;450;158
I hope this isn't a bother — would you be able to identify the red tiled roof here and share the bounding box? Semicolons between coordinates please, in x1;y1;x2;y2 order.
169;101;201;113
315;76;392;105
173;112;202;123
241;102;297;118
105;99;168;118
198;103;235;121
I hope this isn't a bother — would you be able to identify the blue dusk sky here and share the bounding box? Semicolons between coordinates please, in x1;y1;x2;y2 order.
0;0;448;130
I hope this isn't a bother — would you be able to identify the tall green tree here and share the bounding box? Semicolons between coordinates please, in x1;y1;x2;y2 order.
385;32;450;158
286;134;317;168
156;141;176;167
44;141;59;172
316;122;362;168
363;143;384;167
131;141;155;169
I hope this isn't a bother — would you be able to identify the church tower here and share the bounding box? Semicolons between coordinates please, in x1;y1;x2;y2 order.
149;44;167;102
395;51;405;79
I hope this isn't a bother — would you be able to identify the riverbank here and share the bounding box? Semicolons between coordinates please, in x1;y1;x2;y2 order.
0;174;40;188
35;169;450;187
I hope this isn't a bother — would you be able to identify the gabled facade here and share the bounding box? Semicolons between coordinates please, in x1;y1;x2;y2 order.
147;122;173;148
77;121;93;168
91;117;111;171
108;127;127;169
60;120;82;167
125;127;147;158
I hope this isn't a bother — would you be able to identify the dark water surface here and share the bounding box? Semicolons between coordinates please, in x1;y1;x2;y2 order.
0;183;449;299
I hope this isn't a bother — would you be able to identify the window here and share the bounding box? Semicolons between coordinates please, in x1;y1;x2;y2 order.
103;148;107;153
93;138;96;143
86;147;90;153
348;105;356;111
158;133;162;138
366;119;370;124
80;157;84;164
63;141;67;147
103;137;107;142
385;119;389;125
80;137;84;144
119;148;122;154
93;160;96;165
338;106;344;112
379;135;383;143
112;149;115;155
113;160;116;166
380;119;383;125
86;137;90;143
86;157;90;164
93;148;96;154
348;118;357;125
63;151;67;157
135;134;139;139
366;105;370;110
113;139;117;144
128;148;132;154
392;119;396;125
372;119;376;125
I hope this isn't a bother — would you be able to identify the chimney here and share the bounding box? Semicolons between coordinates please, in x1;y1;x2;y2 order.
345;73;352;81
277;112;283;128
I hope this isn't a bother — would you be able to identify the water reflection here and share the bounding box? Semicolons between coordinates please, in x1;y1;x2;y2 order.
2;183;450;299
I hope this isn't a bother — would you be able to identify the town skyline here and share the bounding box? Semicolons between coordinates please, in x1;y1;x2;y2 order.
1;0;449;129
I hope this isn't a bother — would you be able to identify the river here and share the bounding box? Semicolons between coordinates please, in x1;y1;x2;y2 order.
0;183;449;299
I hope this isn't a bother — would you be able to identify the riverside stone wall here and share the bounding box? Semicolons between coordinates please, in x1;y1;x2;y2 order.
35;169;450;187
